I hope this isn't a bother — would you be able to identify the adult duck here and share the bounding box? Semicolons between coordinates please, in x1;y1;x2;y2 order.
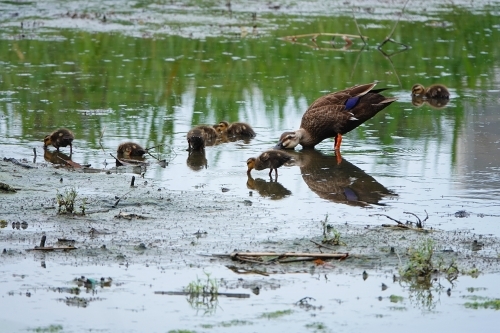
411;83;450;99
275;82;396;151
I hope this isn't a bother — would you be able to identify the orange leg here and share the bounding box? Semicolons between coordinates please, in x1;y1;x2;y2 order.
334;133;343;150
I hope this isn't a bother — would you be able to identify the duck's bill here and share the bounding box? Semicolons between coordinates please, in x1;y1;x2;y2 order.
274;141;285;149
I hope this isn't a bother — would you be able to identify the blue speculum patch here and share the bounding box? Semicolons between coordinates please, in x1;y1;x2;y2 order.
344;97;360;110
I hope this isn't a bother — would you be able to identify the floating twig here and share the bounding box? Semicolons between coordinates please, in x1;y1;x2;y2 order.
377;0;411;50
112;189;134;208
226;265;270;276
310;239;337;252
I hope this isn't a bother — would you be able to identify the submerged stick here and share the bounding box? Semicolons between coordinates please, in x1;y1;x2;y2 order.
40;235;46;248
212;252;349;260
154;291;250;298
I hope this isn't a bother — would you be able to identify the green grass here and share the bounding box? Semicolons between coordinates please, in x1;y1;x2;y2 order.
259;309;293;319
465;299;500;310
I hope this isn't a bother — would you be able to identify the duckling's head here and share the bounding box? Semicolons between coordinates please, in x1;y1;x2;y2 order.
43;135;52;148
275;131;300;149
246;157;257;174
411;84;426;96
188;136;205;151
215;121;230;134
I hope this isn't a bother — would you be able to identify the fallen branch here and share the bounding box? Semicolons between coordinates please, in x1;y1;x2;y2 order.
3;157;36;169
0;182;17;193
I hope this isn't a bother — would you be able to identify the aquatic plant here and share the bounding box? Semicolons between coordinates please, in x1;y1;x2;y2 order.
320;214;343;245
184;272;219;314
56;187;86;215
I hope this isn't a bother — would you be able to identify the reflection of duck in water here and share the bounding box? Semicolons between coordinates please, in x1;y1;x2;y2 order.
411;96;449;109
187;125;219;151
186;150;208;171
292;150;397;207
43;150;73;166
275;83;397;152
246;175;291;200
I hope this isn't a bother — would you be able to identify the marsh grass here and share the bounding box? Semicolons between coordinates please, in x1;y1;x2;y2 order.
320;214;344;246
184;272;219;314
56;187;86;215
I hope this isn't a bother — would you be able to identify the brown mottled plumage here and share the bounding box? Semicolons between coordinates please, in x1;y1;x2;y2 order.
411;83;450;99
215;121;256;137
246;150;292;180
275;82;397;151
117;142;146;157
43;128;74;154
187;125;219;151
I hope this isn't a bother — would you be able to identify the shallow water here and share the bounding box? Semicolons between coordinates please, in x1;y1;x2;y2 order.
1;1;500;332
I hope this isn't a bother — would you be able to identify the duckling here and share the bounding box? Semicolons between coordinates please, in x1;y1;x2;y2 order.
215;121;256;137
246;150;292;180
187;125;219;151
44;128;74;154
117;142;146;158
411;83;450;99
275;82;396;151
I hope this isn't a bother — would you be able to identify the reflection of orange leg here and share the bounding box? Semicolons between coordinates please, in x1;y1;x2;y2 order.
334;133;343;150
335;149;343;165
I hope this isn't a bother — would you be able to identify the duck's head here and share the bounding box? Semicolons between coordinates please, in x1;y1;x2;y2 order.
215;121;230;134
411;84;426;96
275;131;300;149
246;157;256;174
43;135;52;148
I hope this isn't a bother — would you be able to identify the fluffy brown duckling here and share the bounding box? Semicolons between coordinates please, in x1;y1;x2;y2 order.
411;84;450;99
275;82;396;152
187;125;219;151
44;128;74;154
246;150;292;180
215;121;256;137
117;142;146;158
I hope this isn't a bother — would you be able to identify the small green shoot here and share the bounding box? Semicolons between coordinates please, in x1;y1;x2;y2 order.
56;187;86;215
320;214;344;245
184;272;219;314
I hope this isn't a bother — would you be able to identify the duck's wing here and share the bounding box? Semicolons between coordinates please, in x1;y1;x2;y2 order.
308;82;377;110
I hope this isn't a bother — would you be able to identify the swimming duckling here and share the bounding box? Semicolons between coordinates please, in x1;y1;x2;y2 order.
411;83;450;99
275;82;396;151
246;150;292;180
117;142;146;158
187;125;219;151
215;121;256;137
44;128;74;154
